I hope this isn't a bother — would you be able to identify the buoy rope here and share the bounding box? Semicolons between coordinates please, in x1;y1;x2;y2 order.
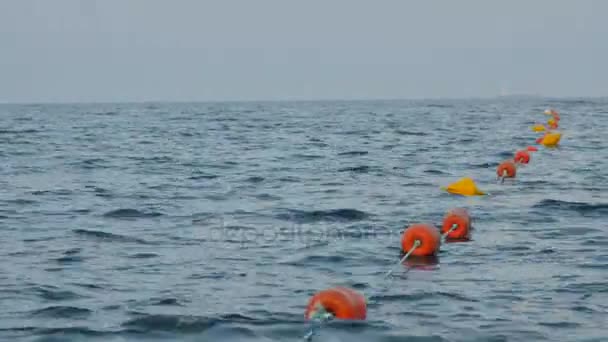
303;306;333;340
441;223;459;243
499;169;508;184
384;239;420;278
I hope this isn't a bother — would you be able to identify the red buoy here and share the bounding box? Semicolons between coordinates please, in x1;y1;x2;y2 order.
514;150;531;164
441;208;472;240
526;146;538;152
497;160;517;178
305;287;367;320
401;223;441;256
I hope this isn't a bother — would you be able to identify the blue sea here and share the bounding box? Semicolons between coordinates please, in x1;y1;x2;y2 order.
1;98;606;341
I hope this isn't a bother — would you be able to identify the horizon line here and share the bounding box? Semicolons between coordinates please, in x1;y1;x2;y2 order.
0;94;606;106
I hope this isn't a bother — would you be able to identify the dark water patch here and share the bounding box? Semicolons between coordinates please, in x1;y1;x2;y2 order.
533;199;608;215
424;169;446;175
128;253;159;259
122;314;217;333
55;255;85;263
497;151;514;158
281;255;346;266
470;162;493;169
103;208;163;218
275;208;370;223
150;297;183;306
338;150;368;156
278;176;300;183
73;229;151;244
30;305;92;318
292;153;324;160
338;165;380;173
246;176;265;183
426;103;453;108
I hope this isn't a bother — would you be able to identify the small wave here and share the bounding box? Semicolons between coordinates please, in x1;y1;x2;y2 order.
469;162;493;169
276;208;370;223
189;173;219;180
29;305;91;318
424;169;446;175
0;128;40;134
73;229;151;244
255;193;281;201
4;199;36;205
122;314;217;333
395;130;428;136
533;199;608;215
292;153;324;160
103;208;163;218
33;285;82;301
338;151;369;156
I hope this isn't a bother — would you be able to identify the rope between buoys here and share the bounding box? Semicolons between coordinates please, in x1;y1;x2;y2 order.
441;223;458;243
303;306;333;340
385;239;421;278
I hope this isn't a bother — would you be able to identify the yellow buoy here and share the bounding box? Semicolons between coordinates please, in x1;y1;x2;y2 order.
532;124;546;132
441;177;486;196
541;132;562;147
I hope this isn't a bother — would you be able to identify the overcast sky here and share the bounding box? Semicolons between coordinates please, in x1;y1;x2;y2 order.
1;0;607;103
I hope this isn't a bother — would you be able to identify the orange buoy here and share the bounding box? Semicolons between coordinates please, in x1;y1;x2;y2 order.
514;150;531;164
496;160;516;178
401;223;441;256
526;146;538;152
441;208;471;240
305;287;367;320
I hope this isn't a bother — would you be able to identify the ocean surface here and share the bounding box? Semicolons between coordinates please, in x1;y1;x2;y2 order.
1;99;606;342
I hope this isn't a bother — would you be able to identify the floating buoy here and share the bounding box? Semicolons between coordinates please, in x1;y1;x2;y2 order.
544;109;558;116
401;223;441;256
441;177;486;196
531;124;546;132
514;150;531;164
305;287;367;321
535;133;547;144
541;132;562;147
526;146;538;152
496;160;516;178
442;208;471;240
547;118;558;129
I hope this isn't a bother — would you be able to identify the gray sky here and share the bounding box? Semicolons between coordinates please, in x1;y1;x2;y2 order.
1;0;607;103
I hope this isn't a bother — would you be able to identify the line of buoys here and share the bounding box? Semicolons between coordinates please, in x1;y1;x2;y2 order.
303;107;564;340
